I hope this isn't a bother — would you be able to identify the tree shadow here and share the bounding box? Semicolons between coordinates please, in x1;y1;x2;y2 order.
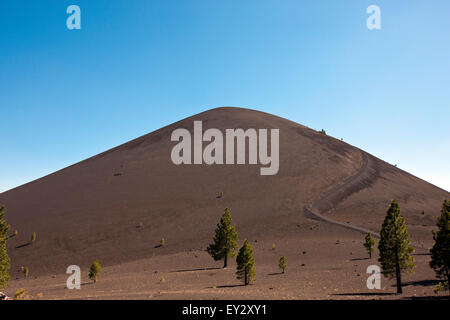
331;292;396;297
214;284;245;288
170;267;222;273
268;272;283;276
80;282;94;286
349;257;369;261
412;253;431;256
15;242;31;249
154;244;162;248
402;279;439;287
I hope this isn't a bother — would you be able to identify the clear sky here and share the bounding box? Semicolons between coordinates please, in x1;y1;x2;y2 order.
0;0;449;193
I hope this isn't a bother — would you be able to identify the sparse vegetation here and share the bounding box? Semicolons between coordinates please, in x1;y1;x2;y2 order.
336;239;341;245
161;237;165;246
0;205;10;289
319;129;326;135
378;200;415;294
160;275;166;283
23;266;29;278
207;208;238;268
89;261;102;283
31;231;36;243
14;288;29;300
429;200;450;294
236;239;255;285
364;233;376;259
8;229;18;239
279;255;287;273
271;243;276;250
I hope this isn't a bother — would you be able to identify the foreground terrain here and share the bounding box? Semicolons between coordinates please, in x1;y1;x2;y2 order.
1;107;448;299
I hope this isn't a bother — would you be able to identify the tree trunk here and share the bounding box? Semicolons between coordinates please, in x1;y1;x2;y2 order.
395;258;402;294
223;254;227;269
244;269;248;286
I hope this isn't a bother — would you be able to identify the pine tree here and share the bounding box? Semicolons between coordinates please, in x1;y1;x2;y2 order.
279;255;287;273
378;200;415;294
89;261;102;283
364;233;376;259
236;239;255;285
429;200;450;294
31;232;36;243
0;205;11;290
207;208;238;268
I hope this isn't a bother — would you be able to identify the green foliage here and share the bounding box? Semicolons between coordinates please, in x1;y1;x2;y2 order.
271;243;276;250
0;205;11;289
378;200;415;293
89;261;102;283
14;288;29;300
161;237;165;246
236;239;255;285
429;200;450;293
31;232;36;243
23;266;29;278
207;208;238;268
279;255;287;273
364;233;376;258
319;129;326;135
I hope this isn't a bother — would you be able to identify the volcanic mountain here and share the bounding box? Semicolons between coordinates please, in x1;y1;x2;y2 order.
1;107;448;299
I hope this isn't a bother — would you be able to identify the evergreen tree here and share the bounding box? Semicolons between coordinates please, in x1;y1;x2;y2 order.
89;261;102;283
429;200;450;293
31;232;36;243
364;233;376;259
236;239;255;285
378;200;415;294
279;255;287;273
0;205;11;289
207;208;238;268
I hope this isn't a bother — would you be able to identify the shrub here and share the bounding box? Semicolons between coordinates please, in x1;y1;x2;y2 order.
279;255;287;273
89;261;102;283
14;288;29;300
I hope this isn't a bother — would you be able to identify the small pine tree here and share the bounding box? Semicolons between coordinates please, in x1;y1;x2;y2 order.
89;261;102;283
236;239;255;285
279;255;287;273
429;200;450;294
31;232;36;243
14;288;29;300
378;200;415;294
161;237;165;246
207;208;238;268
364;233;376;259
23;267;29;278
0;205;11;290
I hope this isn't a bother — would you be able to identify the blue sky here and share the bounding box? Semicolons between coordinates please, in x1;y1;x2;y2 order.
0;0;449;192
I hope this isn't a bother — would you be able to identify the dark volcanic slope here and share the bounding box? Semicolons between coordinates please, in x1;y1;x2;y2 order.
0;107;448;277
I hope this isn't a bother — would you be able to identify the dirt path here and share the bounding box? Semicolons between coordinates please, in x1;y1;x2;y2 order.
304;150;425;250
